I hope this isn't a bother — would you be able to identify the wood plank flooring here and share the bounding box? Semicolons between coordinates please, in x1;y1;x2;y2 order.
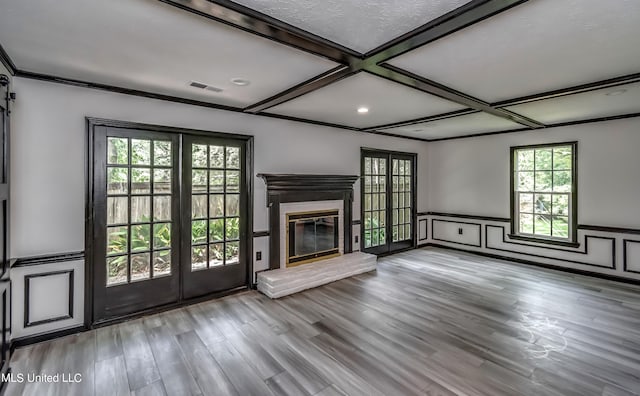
7;247;640;395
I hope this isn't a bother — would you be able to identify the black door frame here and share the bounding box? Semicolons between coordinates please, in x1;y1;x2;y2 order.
360;147;417;255
0;74;11;392
85;118;253;327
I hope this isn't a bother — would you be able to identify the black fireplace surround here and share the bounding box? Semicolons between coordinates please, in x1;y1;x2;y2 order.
257;174;359;270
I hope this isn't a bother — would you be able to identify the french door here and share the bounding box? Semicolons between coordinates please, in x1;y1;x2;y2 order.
90;122;249;322
361;149;416;255
181;135;248;299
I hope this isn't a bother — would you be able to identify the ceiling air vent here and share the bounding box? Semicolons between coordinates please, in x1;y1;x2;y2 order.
189;81;223;93
189;81;207;89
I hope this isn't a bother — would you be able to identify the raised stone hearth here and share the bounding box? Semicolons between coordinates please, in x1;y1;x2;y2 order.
257;252;376;298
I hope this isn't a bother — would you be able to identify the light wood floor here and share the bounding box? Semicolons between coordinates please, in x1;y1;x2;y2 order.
7;247;640;396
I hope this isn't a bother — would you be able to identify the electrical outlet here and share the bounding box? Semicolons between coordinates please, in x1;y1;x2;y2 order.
458;228;463;235
355;235;359;243
256;251;262;261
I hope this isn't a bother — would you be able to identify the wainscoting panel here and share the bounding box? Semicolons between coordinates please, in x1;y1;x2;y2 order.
11;255;84;338
432;219;481;247
24;270;73;327
424;213;640;281
485;224;616;269
418;216;428;245
624;239;640;274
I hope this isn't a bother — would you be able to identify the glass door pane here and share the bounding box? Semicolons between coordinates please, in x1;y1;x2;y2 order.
190;144;241;271
391;158;412;243
363;156;387;249
105;137;174;285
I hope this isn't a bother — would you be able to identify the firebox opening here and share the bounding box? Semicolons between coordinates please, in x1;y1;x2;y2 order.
286;210;340;267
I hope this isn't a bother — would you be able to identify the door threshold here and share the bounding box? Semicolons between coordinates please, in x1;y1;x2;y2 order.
91;285;250;329
372;245;417;258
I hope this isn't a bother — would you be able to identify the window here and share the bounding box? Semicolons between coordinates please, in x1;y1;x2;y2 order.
511;142;577;245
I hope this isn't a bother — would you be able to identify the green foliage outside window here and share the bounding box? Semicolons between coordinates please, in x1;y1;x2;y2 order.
191;217;240;265
107;220;172;282
364;215;385;248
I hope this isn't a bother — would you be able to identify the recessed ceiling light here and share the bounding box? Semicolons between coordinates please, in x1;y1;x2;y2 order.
230;78;251;86
606;89;627;96
357;107;369;114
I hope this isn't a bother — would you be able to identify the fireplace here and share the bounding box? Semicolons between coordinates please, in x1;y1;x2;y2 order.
257;173;359;270
257;174;377;299
287;210;340;267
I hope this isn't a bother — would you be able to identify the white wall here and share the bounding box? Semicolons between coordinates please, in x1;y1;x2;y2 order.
425;118;640;281
9;77;428;257
427;118;640;227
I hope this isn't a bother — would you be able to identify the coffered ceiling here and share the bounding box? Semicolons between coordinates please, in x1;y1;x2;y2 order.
0;0;338;108
388;0;640;102
504;82;640;125
267;72;466;128
379;112;524;141
231;0;471;53
0;0;638;141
